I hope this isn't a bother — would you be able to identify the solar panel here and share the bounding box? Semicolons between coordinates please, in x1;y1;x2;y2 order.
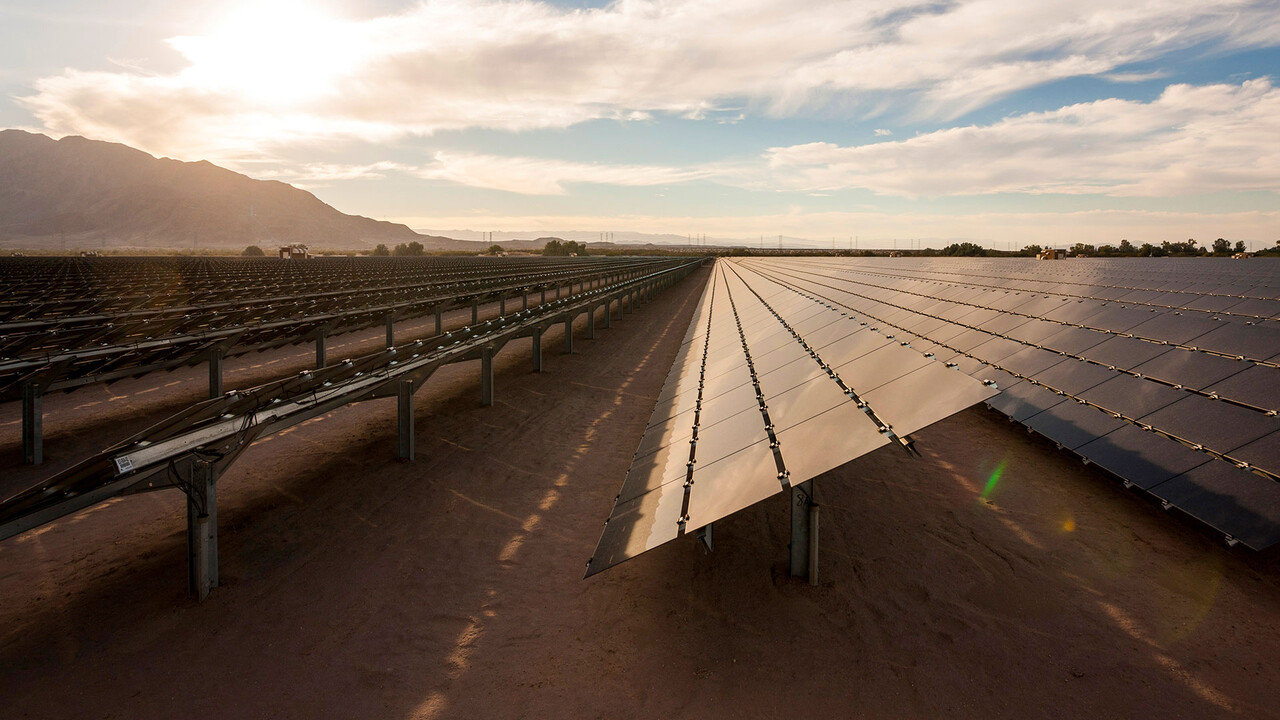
585;260;999;576
1204;366;1280;413
1130;348;1247;390
737;256;1280;549
1150;461;1280;549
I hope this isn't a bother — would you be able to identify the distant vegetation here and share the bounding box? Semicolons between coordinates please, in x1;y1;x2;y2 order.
939;242;987;257
241;245;264;257
487;244;505;255
370;243;389;256
391;241;425;256
542;239;588;256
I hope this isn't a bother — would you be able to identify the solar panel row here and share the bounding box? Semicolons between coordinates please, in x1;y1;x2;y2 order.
743;257;1280;549
586;260;997;576
0;257;671;400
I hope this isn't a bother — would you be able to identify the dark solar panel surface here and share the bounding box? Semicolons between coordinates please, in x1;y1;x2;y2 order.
736;256;1280;549
586;260;998;576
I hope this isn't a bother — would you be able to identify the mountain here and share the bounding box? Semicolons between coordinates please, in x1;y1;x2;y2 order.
0;130;460;251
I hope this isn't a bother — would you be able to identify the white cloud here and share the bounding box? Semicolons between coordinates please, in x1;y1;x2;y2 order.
16;0;1280;160
763;79;1280;197
408;152;715;194
258;153;714;195
874;129;893;136
258;161;412;186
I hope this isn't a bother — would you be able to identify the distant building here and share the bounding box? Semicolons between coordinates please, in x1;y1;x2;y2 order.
1038;248;1066;260
888;251;904;257
1232;252;1250;259
279;244;310;259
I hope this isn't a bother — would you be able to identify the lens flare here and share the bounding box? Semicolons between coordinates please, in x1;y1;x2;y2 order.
980;460;1006;499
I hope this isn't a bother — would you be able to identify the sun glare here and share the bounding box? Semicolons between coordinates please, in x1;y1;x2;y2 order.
171;1;357;105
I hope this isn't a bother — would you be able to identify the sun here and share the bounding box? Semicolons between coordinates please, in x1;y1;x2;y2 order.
170;1;357;105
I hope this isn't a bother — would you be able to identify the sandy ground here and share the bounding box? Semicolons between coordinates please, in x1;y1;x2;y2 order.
2;263;1280;719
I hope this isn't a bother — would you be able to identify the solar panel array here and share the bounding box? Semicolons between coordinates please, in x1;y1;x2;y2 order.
1;258;700;540
741;257;1280;549
0;255;668;400
585;260;997;576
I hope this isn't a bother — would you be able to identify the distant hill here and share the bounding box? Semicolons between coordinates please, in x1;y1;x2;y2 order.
0;130;462;251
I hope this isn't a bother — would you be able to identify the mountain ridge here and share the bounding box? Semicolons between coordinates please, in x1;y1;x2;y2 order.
0;130;464;251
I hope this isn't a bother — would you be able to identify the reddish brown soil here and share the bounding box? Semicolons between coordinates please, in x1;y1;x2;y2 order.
2;264;1280;719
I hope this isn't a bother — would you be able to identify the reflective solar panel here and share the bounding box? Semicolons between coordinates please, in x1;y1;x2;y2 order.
774;401;889;483
1125;312;1223;345
1203;365;1280;413
986;380;1064;422
998;347;1069;378
1076;374;1185;420
1137;395;1278;454
1076;425;1216;489
1191;323;1280;360
1229;431;1280;476
861;362;1004;436
1036;326;1111;355
589;477;688;571
1148;462;1280;549
1130;348;1248;391
594;256;1280;572
1081;336;1172;371
685;439;783;530
1023;398;1128;450
1029;357;1115;395
585;259;999;576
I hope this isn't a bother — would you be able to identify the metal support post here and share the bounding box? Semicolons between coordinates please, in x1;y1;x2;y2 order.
385;315;395;347
187;460;218;600
208;348;223;399
604;300;613;329
697;522;714;552
556;284;561;300
808;503;820;586
587;306;596;339
789;479;815;581
22;383;42;465
472;299;479;325
564;318;574;353
397;379;414;460
500;296;506;316
315;329;327;368
540;288;546;304
532;329;543;372
480;346;495;406
522;292;528;310
434;305;443;335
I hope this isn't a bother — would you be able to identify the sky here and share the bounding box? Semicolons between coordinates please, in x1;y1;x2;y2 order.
2;0;1279;248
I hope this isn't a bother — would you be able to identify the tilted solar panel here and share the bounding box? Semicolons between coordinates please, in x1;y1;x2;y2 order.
585;260;998;576
744;256;1280;549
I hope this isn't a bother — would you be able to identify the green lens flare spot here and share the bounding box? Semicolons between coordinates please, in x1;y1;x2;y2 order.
981;461;1007;499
